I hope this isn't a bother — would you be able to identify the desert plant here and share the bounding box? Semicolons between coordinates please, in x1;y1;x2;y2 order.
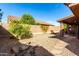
40;25;49;33
20;14;35;25
9;20;19;34
64;23;69;32
8;20;32;39
20;24;32;39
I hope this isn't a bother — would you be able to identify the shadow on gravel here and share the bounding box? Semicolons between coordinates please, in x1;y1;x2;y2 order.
0;25;54;56
49;31;79;56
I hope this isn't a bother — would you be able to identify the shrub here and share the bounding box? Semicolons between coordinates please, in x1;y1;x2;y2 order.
9;20;32;39
40;25;49;33
20;24;33;39
64;23;69;32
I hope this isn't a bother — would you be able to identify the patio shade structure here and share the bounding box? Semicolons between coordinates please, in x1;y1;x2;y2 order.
57;15;77;37
58;3;79;39
64;3;79;19
65;3;79;39
58;15;77;25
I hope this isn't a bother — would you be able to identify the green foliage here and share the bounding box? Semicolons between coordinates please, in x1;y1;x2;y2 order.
35;23;40;25
20;14;35;25
9;20;32;39
9;20;20;34
64;23;69;32
40;25;49;33
8;13;38;39
0;9;3;22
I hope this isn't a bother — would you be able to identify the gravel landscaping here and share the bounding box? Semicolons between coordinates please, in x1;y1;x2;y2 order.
0;33;79;56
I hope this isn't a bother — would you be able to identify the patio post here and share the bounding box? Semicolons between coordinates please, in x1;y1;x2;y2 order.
60;22;64;37
77;25;79;39
75;20;79;39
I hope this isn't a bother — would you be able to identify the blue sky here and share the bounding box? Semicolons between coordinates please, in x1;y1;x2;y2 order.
0;3;73;26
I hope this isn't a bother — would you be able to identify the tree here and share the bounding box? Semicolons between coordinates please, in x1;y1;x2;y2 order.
20;14;35;25
8;13;36;39
0;9;3;22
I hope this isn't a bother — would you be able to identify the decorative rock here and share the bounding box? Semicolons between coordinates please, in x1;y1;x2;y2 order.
19;45;30;50
11;46;19;53
23;53;31;56
26;46;36;56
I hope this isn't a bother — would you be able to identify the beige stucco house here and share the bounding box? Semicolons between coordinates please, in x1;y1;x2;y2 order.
3;16;60;34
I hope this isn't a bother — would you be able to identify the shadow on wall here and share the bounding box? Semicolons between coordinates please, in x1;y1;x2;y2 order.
0;25;54;56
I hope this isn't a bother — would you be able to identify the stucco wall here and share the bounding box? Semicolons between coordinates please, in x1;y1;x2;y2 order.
2;24;60;34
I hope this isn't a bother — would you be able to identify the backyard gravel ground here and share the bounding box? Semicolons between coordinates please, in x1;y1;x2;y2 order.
19;33;79;56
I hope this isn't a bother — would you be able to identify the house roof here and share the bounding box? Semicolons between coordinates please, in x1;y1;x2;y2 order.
8;16;20;22
35;20;54;26
57;15;78;25
64;3;79;18
58;3;79;25
7;16;54;26
64;3;79;7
